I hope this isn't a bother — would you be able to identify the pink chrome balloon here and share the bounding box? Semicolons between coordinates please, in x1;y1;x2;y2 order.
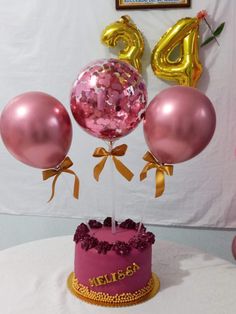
70;58;147;140
0;92;72;169
232;236;236;260
143;86;216;164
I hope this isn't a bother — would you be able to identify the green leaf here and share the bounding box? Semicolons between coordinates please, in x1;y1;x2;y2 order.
213;22;225;37
200;36;215;47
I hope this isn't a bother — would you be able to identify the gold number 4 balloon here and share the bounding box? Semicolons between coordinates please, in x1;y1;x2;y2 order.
151;17;203;87
101;15;144;73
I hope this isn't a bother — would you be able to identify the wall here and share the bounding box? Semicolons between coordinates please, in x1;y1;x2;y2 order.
0;0;236;228
0;0;236;263
0;214;235;263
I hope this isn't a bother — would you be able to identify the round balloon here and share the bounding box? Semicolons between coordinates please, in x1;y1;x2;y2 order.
232;236;236;260
70;58;147;141
0;92;72;169
143;86;216;164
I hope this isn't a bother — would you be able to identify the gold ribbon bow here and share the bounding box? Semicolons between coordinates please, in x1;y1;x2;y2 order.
140;151;173;198
42;156;79;202
93;144;134;182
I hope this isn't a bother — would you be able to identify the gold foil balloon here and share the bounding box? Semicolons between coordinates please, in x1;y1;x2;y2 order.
101;15;144;73
151;17;203;87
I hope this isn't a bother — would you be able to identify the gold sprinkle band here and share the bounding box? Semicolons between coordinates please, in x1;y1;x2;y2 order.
68;272;159;306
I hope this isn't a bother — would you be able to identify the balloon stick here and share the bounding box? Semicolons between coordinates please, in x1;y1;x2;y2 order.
109;141;116;234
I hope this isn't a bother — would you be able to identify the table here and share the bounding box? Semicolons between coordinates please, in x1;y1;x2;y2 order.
0;236;235;314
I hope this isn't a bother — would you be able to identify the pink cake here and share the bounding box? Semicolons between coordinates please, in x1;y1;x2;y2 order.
71;218;156;306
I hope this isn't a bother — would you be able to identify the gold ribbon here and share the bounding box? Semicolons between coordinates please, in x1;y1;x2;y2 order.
42;156;79;202
93;144;134;182
140;151;173;198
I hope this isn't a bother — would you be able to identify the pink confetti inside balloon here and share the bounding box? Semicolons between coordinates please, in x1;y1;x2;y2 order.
70;59;147;140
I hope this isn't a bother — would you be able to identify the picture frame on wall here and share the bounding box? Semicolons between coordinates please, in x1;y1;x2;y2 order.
116;0;191;10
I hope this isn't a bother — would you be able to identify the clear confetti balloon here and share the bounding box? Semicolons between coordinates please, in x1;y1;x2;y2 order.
70;59;147;141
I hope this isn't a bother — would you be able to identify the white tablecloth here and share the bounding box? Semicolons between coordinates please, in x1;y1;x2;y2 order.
0;236;235;314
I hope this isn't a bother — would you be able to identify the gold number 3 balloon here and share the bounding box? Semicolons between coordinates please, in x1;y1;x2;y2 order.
151;18;203;87
101;15;144;73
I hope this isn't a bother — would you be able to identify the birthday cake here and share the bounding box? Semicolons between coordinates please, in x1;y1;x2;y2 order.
69;217;158;306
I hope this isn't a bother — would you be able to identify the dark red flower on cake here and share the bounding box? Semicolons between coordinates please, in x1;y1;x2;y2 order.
113;241;131;256
119;218;136;229
129;231;155;251
73;234;79;243
103;217;118;227
73;232;90;244
81;236;98;251
129;235;149;251
96;241;113;254
76;223;90;233
135;222;146;232
73;223;90;243
88;220;103;229
146;232;155;244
